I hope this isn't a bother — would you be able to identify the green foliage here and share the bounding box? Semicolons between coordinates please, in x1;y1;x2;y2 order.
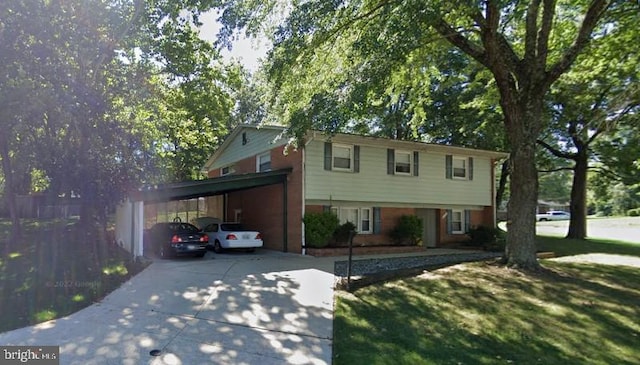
628;209;640;217
333;221;357;245
467;226;506;252
303;212;339;248
389;215;423;246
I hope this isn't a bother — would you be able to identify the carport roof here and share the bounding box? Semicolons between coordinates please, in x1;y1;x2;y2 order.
131;168;292;203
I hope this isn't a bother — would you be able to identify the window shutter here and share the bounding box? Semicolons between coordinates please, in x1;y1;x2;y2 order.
387;149;395;175
413;151;419;176
464;210;471;232
324;142;332;171
373;207;381;234
468;157;474;180
354;145;360;173
323;205;331;212
446;155;453;179
446;209;453;234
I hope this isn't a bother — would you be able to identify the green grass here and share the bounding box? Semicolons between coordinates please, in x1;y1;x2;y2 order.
536;235;640;257
0;219;148;333
334;237;640;365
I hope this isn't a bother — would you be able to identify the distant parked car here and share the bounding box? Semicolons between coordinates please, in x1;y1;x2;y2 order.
201;220;263;253
146;221;208;258
536;211;571;222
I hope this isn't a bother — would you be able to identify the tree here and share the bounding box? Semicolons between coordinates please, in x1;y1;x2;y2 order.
537;14;639;238
212;0;635;270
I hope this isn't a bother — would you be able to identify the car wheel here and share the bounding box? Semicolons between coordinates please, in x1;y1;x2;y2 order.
213;240;223;254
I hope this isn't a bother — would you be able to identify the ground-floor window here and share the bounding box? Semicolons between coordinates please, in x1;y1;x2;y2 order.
330;206;373;234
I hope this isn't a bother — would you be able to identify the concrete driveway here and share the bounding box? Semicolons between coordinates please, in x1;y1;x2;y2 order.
0;251;337;364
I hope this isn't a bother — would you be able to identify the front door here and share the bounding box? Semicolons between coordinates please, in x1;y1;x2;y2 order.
418;209;437;247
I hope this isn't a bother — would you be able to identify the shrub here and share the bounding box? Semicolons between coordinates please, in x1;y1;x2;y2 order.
627;208;640;217
303;212;339;248
389;215;423;246
333;221;357;245
468;225;506;251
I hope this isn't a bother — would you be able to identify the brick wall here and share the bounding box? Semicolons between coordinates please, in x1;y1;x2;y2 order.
210;145;304;253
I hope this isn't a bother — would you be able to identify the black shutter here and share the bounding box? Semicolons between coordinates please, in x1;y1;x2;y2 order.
324;142;332;171
464;210;471;232
413;151;419;176
387;149;395;175
468;157;474;180
446;209;453;234
323;205;331;212
354;145;360;173
446;155;453;179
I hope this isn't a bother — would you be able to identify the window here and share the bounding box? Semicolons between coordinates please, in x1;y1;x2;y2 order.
453;157;467;179
446;155;473;180
451;210;464;234
395;151;412;174
360;208;372;233
221;165;234;176
333;144;352;170
330;207;372;234
257;152;271;172
325;142;359;172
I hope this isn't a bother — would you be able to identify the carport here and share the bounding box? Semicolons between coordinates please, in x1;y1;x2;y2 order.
115;168;292;258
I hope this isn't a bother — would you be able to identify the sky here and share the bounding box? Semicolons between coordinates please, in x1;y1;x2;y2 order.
198;10;270;72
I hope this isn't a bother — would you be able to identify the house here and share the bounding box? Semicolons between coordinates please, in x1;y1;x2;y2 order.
201;124;507;254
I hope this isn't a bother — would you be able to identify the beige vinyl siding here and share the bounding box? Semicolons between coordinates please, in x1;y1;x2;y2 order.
210;128;287;170
305;140;493;206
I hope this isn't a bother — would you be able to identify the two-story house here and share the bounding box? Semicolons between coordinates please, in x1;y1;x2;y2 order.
202;124;507;254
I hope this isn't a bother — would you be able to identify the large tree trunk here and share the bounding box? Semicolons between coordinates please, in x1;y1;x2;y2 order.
567;151;588;239
505;139;540;270
0;132;21;243
500;92;543;271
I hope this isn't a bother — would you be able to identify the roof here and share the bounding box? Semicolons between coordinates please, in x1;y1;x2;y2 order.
201;124;286;172
202;124;508;172
131;168;292;203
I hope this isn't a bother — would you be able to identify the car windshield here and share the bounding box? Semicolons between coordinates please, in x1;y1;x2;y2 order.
221;223;245;231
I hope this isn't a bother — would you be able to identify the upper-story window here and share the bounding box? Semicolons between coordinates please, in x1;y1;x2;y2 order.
333;144;352;171
395;150;412;175
387;149;419;176
446;155;474;181
324;142;360;173
453;157;467;179
221;165;234;176
257;152;271;172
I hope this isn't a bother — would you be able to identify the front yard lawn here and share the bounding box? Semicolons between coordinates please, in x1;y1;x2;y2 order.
334;236;640;364
0;219;148;333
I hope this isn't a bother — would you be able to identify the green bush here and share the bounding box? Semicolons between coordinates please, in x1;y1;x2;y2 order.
333;221;357;245
628;208;640;217
468;225;506;251
389;215;423;246
303;212;339;248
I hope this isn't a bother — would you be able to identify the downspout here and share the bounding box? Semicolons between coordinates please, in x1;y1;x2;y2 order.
283;178;288;252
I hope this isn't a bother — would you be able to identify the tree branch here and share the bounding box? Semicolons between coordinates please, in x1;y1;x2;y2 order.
537;139;576;160
432;18;488;67
538;166;574;173
545;0;611;87
536;0;557;63
524;0;541;64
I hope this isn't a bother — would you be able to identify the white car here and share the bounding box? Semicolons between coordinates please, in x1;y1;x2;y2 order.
536;211;571;221
201;220;263;253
